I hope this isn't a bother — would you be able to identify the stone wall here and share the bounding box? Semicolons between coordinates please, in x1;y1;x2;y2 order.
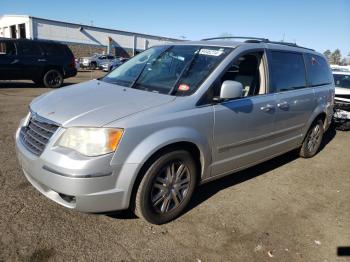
67;44;107;58
67;43;134;58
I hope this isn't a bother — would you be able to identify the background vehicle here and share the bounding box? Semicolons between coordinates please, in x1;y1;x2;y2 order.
80;54;115;69
0;38;77;88
16;38;334;224
333;71;350;130
100;57;129;72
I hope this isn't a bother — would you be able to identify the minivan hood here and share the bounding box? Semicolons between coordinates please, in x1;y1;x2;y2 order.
30;80;175;127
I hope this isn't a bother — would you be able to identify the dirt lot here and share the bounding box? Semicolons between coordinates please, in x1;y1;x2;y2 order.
0;71;349;261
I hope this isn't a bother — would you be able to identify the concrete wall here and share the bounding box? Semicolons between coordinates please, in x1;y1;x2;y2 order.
0;15;31;39
32;17;178;57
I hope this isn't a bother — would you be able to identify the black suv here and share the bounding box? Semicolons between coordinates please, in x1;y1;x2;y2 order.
0;38;77;88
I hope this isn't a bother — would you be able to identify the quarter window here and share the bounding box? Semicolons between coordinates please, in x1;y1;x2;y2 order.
270;51;306;92
0;41;16;56
305;54;332;86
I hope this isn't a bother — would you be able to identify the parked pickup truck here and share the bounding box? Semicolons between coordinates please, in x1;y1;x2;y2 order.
80;54;115;69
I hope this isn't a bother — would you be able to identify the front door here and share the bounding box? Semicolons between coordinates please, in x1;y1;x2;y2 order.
211;50;277;176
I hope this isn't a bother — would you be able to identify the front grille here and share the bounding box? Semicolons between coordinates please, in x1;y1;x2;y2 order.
19;115;59;156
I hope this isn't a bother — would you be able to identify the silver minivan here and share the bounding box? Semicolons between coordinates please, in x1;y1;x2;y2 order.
15;37;334;224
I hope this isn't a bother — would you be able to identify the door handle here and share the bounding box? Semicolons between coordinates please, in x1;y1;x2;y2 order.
11;59;19;64
277;101;289;110
260;104;275;112
37;59;46;62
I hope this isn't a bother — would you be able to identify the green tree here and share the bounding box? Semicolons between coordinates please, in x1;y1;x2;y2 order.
330;49;342;65
323;50;331;62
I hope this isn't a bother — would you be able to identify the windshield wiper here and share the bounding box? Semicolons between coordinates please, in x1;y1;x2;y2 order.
130;46;173;89
168;48;201;95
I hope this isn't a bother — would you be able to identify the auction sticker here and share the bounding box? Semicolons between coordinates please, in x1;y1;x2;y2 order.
199;48;224;56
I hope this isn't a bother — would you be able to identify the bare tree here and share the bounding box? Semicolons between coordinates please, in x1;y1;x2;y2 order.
330;49;342;65
323;50;331;63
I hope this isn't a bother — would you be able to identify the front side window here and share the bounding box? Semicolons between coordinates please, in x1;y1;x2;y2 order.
269;51;306;92
333;74;350;89
305;54;332;86
0;41;16;56
103;45;231;95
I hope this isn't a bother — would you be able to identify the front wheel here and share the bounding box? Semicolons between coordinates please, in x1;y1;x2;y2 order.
299;119;324;158
43;69;63;88
133;150;197;224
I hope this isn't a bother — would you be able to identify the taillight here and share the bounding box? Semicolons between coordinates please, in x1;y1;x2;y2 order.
69;56;75;68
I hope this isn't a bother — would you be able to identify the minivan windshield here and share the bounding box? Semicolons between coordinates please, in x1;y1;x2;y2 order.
333;74;350;89
102;45;231;95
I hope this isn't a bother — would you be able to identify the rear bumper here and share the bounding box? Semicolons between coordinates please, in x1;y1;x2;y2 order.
64;68;77;78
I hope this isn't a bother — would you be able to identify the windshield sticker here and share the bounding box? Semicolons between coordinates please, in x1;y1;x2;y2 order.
178;84;190;91
199;48;224;56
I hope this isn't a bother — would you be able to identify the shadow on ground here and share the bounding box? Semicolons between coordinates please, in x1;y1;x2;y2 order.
107;126;337;221
0;81;75;89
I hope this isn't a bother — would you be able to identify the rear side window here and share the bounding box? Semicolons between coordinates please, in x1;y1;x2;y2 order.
0;41;16;56
305;54;332;86
42;43;65;56
19;41;43;56
269;51;306;92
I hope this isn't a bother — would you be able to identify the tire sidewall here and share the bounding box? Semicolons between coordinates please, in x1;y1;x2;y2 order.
302;119;324;157
43;69;63;88
137;150;197;224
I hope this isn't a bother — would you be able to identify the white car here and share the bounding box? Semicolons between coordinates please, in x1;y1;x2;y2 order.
333;71;350;130
80;54;116;70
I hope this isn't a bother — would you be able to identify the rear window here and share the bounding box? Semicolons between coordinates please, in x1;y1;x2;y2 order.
333;74;350;89
305;54;332;86
270;51;306;92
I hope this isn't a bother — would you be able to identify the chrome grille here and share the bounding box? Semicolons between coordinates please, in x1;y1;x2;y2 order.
19;115;59;156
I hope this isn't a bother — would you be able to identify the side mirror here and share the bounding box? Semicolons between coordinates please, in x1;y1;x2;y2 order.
220;80;243;100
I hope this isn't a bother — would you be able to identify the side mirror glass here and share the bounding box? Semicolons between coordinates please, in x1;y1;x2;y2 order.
220;80;243;100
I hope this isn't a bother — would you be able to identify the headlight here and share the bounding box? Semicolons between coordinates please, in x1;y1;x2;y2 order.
57;128;124;156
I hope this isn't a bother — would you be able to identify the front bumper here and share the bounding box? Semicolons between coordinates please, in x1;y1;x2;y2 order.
15;121;140;213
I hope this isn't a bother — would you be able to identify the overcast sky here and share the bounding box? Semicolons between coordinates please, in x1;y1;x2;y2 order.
2;0;349;56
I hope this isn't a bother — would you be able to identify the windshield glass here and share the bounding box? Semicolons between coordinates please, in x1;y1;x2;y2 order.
102;45;231;95
333;74;350;89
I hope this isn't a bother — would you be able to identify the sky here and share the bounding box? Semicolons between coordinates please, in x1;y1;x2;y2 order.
1;0;349;57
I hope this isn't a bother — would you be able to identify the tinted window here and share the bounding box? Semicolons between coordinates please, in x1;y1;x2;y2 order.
42;43;64;56
270;51;306;92
19;41;43;56
333;74;350;89
0;41;16;56
305;54;332;86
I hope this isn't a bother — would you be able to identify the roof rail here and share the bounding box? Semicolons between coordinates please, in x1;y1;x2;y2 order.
201;36;315;51
201;36;269;42
268;41;315;51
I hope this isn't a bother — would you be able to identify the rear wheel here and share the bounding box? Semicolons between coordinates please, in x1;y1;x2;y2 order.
133;150;197;224
90;62;97;70
299;119;324;158
43;69;63;88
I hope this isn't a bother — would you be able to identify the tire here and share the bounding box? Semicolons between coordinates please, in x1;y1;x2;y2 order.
335;121;350;131
43;69;63;88
133;150;197;224
90;62;97;70
299;119;324;158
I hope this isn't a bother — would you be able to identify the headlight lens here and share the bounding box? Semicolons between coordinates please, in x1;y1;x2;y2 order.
57;128;124;156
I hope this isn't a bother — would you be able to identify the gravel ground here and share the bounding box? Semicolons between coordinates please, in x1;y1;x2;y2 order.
0;71;349;261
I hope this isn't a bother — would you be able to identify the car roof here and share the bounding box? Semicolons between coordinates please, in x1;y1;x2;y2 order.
171;38;321;56
0;37;64;45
